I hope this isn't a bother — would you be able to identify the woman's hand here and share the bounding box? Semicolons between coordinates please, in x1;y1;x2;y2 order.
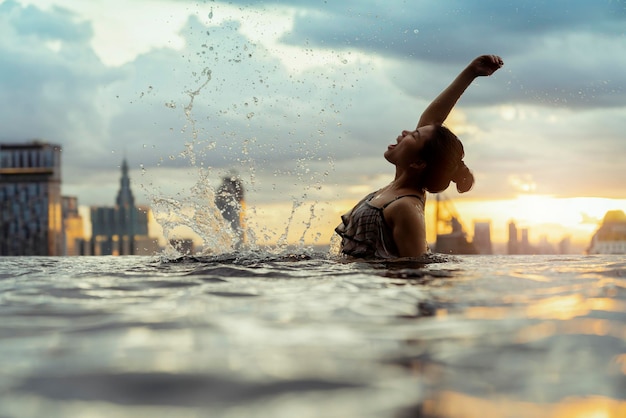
417;54;503;127
468;54;503;77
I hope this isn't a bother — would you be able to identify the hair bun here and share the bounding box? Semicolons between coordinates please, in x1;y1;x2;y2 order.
452;161;475;193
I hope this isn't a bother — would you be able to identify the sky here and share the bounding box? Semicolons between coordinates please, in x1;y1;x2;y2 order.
1;0;626;251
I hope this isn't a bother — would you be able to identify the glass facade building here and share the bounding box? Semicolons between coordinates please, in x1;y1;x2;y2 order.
0;142;63;255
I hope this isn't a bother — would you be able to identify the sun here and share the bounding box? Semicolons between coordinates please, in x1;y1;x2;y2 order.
510;195;621;229
446;195;626;246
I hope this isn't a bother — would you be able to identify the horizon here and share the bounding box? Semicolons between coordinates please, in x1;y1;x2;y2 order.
73;159;622;253
63;151;621;252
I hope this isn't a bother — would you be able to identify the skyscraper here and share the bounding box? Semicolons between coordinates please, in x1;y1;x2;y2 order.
90;159;149;255
520;228;530;254
62;196;85;256
507;220;518;255
473;221;493;254
0;141;63;255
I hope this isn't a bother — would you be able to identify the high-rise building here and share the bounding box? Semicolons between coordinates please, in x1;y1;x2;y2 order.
0;141;63;255
90;159;152;255
62;196;86;256
473;221;493;254
134;204;161;256
520;228;530;254
588;210;626;254
507;220;518;255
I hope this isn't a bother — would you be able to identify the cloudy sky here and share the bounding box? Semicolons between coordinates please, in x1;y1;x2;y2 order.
2;0;626;249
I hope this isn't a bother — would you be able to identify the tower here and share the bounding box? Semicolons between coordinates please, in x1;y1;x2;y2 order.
115;158;136;255
90;159;149;255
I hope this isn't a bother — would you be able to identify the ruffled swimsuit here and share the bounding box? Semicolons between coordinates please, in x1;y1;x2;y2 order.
335;191;425;259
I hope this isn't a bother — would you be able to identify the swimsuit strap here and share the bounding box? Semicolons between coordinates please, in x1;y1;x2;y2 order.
381;194;424;209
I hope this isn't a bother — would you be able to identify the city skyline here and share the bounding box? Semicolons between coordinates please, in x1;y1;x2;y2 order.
0;139;615;255
2;0;625;250
64;151;617;254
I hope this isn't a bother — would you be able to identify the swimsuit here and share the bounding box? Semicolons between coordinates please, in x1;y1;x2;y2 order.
335;192;425;259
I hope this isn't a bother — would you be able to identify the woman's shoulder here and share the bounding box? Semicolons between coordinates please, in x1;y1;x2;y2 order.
381;193;424;209
382;195;425;230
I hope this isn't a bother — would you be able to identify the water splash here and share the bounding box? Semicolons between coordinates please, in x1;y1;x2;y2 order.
147;61;244;257
151;170;239;257
148;16;339;259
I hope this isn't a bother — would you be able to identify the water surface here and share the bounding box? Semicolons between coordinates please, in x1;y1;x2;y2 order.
1;254;625;417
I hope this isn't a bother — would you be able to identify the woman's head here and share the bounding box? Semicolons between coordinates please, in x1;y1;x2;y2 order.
417;125;474;193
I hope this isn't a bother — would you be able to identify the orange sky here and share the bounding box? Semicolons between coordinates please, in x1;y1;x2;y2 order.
42;0;624;256
138;194;625;254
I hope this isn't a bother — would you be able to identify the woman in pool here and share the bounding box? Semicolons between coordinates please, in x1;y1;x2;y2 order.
335;54;503;259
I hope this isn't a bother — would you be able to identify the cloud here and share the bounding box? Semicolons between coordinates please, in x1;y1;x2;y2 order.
3;0;626;222
9;1;92;41
1;3;359;206
0;1;119;157
224;0;626;109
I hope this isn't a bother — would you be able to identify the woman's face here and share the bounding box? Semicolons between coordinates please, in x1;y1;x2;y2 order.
384;125;433;166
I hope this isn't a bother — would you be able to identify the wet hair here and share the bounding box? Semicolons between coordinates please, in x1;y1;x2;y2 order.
417;125;474;193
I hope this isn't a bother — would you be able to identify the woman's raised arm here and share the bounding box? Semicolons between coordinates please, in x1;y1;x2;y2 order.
417;55;503;128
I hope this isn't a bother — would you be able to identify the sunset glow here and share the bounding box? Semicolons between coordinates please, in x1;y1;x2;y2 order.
4;1;625;255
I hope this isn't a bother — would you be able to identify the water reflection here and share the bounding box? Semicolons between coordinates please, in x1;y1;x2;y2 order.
419;392;626;418
390;256;626;418
2;255;626;417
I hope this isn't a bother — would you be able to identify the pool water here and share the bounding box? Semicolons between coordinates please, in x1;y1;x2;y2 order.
1;253;625;417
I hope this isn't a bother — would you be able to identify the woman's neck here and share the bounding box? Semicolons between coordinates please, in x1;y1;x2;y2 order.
391;170;423;193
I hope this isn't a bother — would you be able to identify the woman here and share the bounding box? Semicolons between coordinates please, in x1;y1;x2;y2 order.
335;54;504;259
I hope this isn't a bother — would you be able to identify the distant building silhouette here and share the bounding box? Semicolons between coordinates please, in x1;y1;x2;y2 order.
432;194;477;254
537;235;556;255
62;196;86;256
0;141;63;255
215;171;245;247
90;159;153;255
520;228;530;254
507;220;519;255
134;205;161;255
588;210;626;254
473;221;493;254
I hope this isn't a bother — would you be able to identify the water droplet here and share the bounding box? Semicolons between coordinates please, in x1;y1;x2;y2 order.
413;29;419;34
